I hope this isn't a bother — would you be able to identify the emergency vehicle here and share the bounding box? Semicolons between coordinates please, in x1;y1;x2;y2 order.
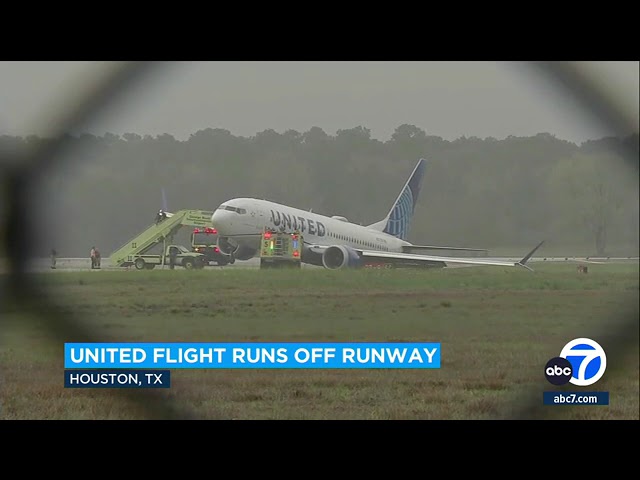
191;227;231;266
259;228;302;268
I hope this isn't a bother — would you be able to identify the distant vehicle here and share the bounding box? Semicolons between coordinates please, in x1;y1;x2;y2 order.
190;227;232;266
132;244;206;270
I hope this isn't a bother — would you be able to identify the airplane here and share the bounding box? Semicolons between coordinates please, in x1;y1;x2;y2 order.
211;158;545;270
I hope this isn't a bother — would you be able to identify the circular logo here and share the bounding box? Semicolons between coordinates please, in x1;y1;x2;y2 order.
545;357;573;385
560;338;606;386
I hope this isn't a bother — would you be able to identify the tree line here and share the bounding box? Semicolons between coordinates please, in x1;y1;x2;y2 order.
2;125;637;258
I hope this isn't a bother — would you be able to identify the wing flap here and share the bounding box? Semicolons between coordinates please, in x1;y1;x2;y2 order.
401;245;489;254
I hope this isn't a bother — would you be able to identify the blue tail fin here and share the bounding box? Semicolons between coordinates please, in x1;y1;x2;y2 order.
367;158;427;241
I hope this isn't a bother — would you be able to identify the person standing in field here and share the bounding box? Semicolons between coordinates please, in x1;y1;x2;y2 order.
94;248;101;269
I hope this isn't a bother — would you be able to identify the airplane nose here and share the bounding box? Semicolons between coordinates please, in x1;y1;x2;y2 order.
211;209;232;235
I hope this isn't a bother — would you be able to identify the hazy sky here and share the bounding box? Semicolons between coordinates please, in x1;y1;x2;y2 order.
0;61;637;144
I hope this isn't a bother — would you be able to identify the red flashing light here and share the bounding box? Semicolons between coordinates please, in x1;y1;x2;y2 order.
214;247;220;253
204;227;217;234
293;251;299;257
264;232;272;239
193;228;200;233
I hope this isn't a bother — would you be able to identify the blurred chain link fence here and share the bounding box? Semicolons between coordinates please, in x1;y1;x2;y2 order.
0;61;637;420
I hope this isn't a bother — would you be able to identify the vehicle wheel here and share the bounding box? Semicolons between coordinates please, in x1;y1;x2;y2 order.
229;254;236;265
134;258;146;270
144;264;155;270
183;258;195;269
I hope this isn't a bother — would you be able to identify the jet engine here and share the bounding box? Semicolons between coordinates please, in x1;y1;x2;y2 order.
216;237;256;261
321;245;363;269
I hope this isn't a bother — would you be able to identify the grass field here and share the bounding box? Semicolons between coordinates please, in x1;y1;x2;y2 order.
1;263;638;420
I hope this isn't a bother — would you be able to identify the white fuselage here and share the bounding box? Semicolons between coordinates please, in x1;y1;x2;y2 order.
211;198;409;259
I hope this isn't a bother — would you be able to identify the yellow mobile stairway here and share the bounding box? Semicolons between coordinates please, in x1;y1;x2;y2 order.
109;210;215;268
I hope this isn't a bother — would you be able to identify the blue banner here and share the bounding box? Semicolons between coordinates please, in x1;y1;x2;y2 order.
543;391;609;406
64;369;171;388
64;342;441;369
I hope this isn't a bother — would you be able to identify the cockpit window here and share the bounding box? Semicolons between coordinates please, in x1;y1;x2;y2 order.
217;205;247;214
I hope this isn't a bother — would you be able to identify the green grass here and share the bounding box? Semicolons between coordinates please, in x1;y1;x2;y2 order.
1;263;638;419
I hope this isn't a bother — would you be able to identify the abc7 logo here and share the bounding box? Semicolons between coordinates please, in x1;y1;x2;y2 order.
545;357;573;385
545;338;607;386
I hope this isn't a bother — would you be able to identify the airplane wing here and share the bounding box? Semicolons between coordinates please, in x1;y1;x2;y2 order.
307;240;545;271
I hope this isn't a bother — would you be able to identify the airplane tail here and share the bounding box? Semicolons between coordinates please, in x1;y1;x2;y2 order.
159;187;174;217
367;158;427;241
161;187;168;212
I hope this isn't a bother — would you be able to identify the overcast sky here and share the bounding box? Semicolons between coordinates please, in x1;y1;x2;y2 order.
0;61;637;144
